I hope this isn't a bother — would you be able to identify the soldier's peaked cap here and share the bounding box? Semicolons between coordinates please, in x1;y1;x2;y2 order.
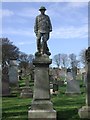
39;6;46;11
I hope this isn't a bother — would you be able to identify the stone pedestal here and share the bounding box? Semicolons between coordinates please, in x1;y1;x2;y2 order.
28;55;56;120
78;47;90;119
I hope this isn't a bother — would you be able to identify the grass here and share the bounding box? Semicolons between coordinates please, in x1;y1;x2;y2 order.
2;79;88;120
2;97;31;120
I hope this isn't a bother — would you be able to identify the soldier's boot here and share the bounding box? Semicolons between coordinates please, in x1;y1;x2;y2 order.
42;41;47;54
45;42;51;56
35;45;42;56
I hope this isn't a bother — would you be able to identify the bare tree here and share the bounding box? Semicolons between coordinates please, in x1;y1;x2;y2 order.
19;52;34;76
53;54;61;68
79;49;86;67
69;53;79;68
28;54;34;63
61;54;69;68
60;54;69;80
69;53;80;80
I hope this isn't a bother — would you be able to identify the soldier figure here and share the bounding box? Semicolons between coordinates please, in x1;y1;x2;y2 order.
34;6;52;56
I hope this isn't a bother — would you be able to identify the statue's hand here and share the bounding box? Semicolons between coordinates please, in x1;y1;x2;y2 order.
50;29;52;32
35;32;38;36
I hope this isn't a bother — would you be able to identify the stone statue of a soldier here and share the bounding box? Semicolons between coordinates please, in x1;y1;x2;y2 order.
34;6;52;56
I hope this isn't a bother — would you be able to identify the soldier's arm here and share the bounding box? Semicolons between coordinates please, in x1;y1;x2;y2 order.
48;16;52;32
34;16;38;35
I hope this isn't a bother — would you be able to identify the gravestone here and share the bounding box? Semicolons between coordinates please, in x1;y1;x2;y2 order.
78;47;90;118
65;68;81;94
20;78;33;98
82;72;87;87
53;78;59;95
2;63;10;96
72;66;77;80
28;55;56;120
9;60;18;87
50;83;53;95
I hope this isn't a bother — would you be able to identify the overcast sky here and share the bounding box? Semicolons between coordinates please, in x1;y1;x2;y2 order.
1;2;88;58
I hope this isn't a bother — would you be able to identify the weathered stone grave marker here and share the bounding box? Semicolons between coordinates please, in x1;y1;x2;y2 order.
78;47;90;118
9;60;18;87
65;68;81;94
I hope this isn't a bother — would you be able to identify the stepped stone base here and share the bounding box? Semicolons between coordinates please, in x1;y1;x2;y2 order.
78;106;90;118
31;100;54;110
28;110;56;120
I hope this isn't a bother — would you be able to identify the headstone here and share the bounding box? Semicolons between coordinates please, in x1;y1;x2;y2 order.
65;68;81;94
20;78;33;98
28;55;56;120
18;69;23;80
72;66;77;80
2;63;10;96
82;72;87;86
50;83;53;95
78;47;90;118
53;78;59;95
8;60;18;87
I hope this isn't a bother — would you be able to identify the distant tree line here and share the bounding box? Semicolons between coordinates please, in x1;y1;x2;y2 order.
1;37;86;76
53;49;86;69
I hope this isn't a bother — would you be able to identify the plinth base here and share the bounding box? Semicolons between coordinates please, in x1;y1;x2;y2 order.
28;110;56;120
78;106;90;118
31;100;54;110
20;87;33;98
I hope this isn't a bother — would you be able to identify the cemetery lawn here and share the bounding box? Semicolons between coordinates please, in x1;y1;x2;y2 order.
2;82;88;120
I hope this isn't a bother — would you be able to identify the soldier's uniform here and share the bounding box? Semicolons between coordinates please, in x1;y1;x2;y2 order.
34;6;52;55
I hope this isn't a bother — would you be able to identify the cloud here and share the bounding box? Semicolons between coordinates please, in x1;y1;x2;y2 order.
2;2;88;40
47;2;88;26
17;41;35;45
48;2;88;16
2;0;90;2
2;28;35;37
51;24;88;39
4;17;29;24
67;2;88;8
17;7;38;18
1;9;14;17
0;9;2;18
2;23;88;40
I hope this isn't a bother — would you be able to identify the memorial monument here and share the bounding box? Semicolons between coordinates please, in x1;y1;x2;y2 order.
28;6;56;120
78;47;90;118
